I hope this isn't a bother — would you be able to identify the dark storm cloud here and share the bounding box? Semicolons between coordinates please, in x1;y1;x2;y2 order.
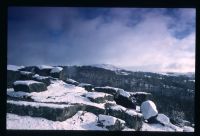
8;7;195;72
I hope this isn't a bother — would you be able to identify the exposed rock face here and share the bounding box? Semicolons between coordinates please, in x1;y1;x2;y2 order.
141;100;158;120
7;100;82;121
7;70;21;88
84;92;114;103
13;80;47;92
50;67;64;79
19;71;34;80
105;103;143;130
94;86;118;96
32;74;52;86
78;83;94;92
97;114;125;131
130;92;152;105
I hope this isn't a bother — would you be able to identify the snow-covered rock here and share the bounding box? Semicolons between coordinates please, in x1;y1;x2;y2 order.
97;114;125;130
183;126;194;132
50;67;63;73
105;103;143;130
84;92;114;103
13;80;47;92
32;74;52;86
7;100;82;121
156;114;170;125
36;65;54;70
63;78;79;86
19;71;34;80
78;83;94;91
141;100;158;120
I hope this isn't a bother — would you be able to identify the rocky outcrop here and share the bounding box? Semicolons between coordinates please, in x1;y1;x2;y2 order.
105;103;143;130
13;80;47;92
130;92;152;105
32;74;52;86
7;100;82;121
97;114;125;131
19;71;35;80
84;92;114;103
7;70;21;88
50;67;64;79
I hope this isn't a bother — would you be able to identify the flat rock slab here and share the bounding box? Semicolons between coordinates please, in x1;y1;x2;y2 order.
7;100;82;121
32;74;52;86
13;80;47;92
84;92;114;103
19;71;35;80
63;78;79;86
130;92;152;105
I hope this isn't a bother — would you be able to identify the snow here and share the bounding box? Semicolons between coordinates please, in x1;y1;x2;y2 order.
36;65;54;70
13;80;41;86
141;100;158;120
7;100;73;109
78;83;92;86
136;106;140;112
130;92;151;95
183;126;194;132
84;92;112;99
156;114;170;125
65;78;78;83
7;65;24;71
118;89;130;98
33;74;50;80
141;122;178;131
110;105;126;111
20;71;32;75
50;67;63;73
125;109;138;116
98;114;125;126
7;88;30;98
7;111;106;130
24;80;106;109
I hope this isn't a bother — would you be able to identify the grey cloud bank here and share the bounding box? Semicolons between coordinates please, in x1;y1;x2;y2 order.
8;8;195;72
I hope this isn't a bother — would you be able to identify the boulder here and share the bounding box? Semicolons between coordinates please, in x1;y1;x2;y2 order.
19;71;34;80
13;80;47;92
130;92;152;105
7;70;21;88
78;83;94;92
50;67;64;79
183;126;194;132
105;103;143;130
84;92;114;103
114;89;136;109
156;114;170;125
19;66;37;73
141;100;158;120
7;100;82;121
97;114;125;131
32;74;52;86
63;78;79;86
34;65;54;76
94;86;119;96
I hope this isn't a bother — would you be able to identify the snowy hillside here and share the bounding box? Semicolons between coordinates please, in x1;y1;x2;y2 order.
6;65;194;131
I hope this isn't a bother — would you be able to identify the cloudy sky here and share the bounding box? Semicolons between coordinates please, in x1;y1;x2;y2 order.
8;7;195;72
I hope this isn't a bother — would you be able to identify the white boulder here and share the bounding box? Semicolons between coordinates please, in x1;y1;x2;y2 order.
141;100;158;120
156;114;170;125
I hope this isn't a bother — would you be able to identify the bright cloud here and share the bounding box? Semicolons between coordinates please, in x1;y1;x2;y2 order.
8;7;196;72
